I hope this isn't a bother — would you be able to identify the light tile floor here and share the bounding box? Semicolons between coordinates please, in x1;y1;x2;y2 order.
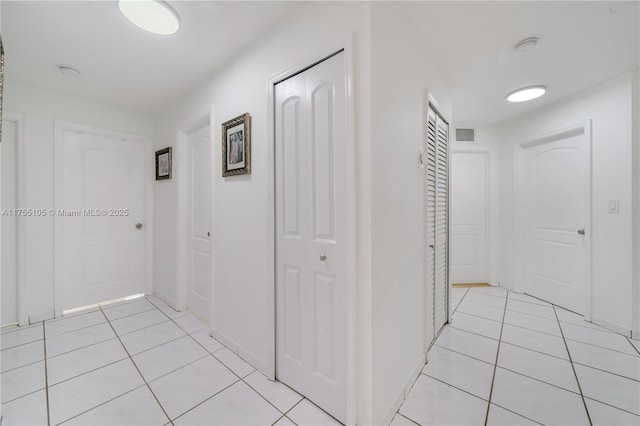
394;287;640;426
2;288;639;425
0;295;336;426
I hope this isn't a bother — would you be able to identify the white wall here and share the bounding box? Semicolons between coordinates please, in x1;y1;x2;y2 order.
498;73;635;333
451;126;500;286
3;82;153;322
369;3;452;423
153;1;374;423
632;68;639;337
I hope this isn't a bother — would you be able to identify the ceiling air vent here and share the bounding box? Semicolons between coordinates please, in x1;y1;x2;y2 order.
456;128;475;142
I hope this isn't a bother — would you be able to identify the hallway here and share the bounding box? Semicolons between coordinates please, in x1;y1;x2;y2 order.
2;287;638;425
0;295;338;426
394;287;640;425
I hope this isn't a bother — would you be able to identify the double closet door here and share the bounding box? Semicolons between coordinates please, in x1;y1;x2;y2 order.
275;51;347;423
425;104;450;348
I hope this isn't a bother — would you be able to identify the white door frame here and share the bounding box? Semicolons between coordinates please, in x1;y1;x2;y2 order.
267;40;357;425
3;111;29;325
512;121;592;319
175;109;215;326
450;148;493;286
423;91;453;349
53;121;154;316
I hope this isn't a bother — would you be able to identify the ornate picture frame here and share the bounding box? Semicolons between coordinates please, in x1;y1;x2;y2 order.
222;113;251;177
155;147;172;180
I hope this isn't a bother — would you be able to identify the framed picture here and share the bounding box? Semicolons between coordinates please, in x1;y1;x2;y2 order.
155;147;172;180
222;113;251;177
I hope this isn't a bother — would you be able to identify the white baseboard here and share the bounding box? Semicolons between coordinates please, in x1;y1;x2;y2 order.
381;353;426;426
212;328;238;352
591;316;631;337
211;328;270;377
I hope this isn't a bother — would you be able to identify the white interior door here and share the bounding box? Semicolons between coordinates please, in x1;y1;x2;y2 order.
1;119;17;325
187;124;212;321
451;152;487;284
522;132;588;313
425;105;449;347
60;129;146;311
275;51;347;423
434;113;449;331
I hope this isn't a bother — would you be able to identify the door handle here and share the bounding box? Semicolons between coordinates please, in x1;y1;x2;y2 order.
135;223;143;230
320;254;327;261
577;229;585;235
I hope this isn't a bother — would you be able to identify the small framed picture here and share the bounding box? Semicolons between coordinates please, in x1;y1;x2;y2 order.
155;147;172;180
222;113;251;177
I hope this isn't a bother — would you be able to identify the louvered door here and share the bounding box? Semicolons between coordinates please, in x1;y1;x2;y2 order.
424;103;449;348
434;115;449;330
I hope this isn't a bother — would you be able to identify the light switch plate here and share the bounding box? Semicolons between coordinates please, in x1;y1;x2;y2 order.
608;200;620;214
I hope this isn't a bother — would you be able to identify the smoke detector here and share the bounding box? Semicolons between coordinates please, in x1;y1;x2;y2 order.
514;37;539;54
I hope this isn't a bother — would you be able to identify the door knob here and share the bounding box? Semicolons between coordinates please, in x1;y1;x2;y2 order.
577;229;585;235
320;254;327;261
135;223;143;230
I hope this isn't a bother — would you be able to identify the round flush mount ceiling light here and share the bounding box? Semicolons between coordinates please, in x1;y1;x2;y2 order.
118;0;180;36
507;85;546;103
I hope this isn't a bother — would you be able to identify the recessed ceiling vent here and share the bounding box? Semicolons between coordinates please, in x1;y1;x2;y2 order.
456;128;475;142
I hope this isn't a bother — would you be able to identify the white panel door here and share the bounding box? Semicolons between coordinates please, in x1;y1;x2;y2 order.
523;133;588;313
1;119;18;325
434;114;449;332
451;152;487;284
425;108;437;347
187;124;212;321
61;130;145;310
424;106;449;347
275;52;347;423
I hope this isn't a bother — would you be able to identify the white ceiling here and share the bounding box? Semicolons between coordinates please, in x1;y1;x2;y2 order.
1;1;299;114
405;1;640;126
2;1;639;126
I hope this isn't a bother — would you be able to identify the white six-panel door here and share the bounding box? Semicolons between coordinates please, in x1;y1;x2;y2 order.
451;152;487;284
187;124;212;321
275;52;347;423
60;130;145;310
522;131;588;313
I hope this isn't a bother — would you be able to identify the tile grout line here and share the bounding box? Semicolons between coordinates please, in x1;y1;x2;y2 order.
582;395;640;418
489;402;544;425
150;299;290;421
0;356;46;375
97;305;173;425
282;397;305;420
571;361;640;383
483;289;509;426
170;379;242;423
553;305;593;426
240;373;301;419
625;337;640;356
41;322;51;426
57;384;150;425
0;338;43;352
450;287;470;315
154;297;304;422
422;373;491;402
